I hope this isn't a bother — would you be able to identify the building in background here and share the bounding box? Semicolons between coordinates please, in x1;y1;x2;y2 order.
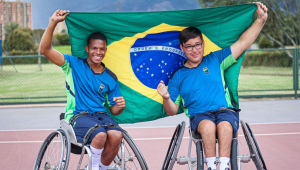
54;20;67;34
0;0;32;40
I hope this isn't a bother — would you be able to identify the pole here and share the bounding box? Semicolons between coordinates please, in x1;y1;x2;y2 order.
0;39;2;71
0;23;2;71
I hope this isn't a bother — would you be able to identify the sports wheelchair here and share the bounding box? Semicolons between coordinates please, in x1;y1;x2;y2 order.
33;112;148;170
162;119;267;170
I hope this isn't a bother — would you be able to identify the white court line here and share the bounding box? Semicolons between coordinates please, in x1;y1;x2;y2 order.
1;121;300;132
1;132;300;144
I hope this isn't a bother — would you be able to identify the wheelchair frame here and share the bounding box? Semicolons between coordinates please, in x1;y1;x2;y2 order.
162;119;267;170
33;114;148;170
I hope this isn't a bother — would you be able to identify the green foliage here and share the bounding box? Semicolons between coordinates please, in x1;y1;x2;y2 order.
1;56;52;65
3;28;36;53
258;36;275;48
52;35;60;46
4;22;19;39
54;33;70;45
243;51;292;67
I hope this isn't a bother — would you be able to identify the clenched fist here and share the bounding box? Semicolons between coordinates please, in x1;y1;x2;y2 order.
157;80;170;99
51;9;70;24
113;96;125;109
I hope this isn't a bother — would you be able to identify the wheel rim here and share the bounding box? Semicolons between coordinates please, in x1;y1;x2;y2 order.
241;120;266;170
37;131;65;170
112;131;147;170
162;121;185;170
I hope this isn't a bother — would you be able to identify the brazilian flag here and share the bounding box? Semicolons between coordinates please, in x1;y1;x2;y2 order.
65;4;256;124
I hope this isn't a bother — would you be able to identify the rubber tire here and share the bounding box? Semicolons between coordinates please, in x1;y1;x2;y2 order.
195;140;204;170
230;139;239;170
33;129;70;170
162;121;185;170
245;122;267;170
241;120;267;170
113;130;148;170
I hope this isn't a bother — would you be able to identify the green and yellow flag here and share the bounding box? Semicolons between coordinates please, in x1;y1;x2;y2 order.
65;4;256;124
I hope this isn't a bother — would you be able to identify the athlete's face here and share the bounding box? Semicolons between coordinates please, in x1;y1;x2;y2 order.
180;36;205;67
86;39;107;65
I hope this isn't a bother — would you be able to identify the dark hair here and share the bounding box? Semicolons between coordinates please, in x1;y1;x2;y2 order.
178;27;203;45
87;32;107;45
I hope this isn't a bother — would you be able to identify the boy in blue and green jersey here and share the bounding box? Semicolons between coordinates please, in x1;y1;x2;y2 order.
157;3;268;170
40;10;125;170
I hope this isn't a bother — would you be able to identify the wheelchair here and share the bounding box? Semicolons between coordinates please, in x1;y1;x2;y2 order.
33;112;148;170
162;119;267;170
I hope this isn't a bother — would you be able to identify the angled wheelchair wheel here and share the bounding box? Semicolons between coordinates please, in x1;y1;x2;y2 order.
230;139;239;170
241;120;267;170
195;140;204;170
112;130;148;170
162;121;185;170
33;129;70;170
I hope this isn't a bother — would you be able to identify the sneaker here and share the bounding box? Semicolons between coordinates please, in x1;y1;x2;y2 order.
207;168;217;170
85;164;89;170
225;168;231;170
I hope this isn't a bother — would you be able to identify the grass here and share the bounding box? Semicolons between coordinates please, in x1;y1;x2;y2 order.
0;64;299;103
53;45;71;54
0;64;66;103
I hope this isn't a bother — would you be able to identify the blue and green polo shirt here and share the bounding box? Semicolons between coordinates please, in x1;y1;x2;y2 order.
61;54;121;121
168;47;237;117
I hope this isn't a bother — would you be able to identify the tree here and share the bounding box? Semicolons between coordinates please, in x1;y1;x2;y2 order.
4;22;19;39
4;28;36;52
54;33;70;45
197;0;299;58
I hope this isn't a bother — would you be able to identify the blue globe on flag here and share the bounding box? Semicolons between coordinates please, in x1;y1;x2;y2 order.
130;31;186;89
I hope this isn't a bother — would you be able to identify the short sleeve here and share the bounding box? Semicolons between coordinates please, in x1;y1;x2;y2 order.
61;54;76;74
168;76;181;106
213;47;233;64
106;81;122;107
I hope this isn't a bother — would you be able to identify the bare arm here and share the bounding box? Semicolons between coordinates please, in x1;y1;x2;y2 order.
40;9;69;66
109;96;125;116
157;80;179;116
231;2;268;59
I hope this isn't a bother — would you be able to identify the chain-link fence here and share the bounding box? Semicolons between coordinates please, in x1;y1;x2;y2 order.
239;48;299;98
0;48;299;104
0;55;66;104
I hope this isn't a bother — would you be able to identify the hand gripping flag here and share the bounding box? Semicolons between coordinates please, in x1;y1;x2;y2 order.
65;4;256;123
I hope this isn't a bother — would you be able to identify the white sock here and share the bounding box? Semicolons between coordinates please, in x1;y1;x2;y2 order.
99;161;109;170
206;157;217;170
90;145;104;170
219;157;230;170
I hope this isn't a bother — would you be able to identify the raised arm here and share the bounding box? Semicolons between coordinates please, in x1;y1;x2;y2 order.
231;2;268;59
157;80;179;116
39;9;70;66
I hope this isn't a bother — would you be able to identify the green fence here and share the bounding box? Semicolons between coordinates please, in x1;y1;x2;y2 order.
0;48;299;105
239;48;299;99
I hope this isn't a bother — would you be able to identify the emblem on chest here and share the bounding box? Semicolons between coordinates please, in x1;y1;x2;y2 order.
98;84;105;93
203;67;210;75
